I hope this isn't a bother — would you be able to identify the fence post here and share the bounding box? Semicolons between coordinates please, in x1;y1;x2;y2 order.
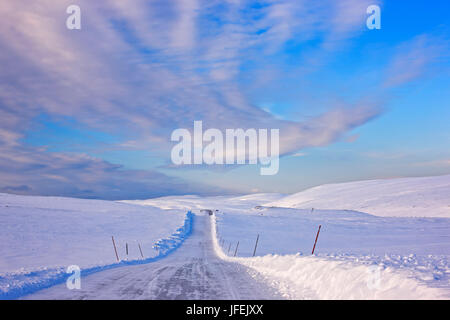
111;236;119;262
234;241;239;257
126;242;128;259
228;242;232;254
138;243;144;259
311;225;322;255
252;234;260;257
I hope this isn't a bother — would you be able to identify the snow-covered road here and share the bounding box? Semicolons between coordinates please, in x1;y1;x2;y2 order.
23;213;282;300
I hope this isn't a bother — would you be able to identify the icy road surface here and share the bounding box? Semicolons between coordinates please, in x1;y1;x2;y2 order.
23;213;282;300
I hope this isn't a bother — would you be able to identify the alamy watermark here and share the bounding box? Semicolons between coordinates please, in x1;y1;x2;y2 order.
66;5;81;30
66;4;380;31
171;121;279;175
66;265;81;290
366;5;381;30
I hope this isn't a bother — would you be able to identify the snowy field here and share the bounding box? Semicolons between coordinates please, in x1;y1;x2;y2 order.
1;174;449;299
213;208;450;298
211;215;448;299
0;193;187;299
134;175;450;299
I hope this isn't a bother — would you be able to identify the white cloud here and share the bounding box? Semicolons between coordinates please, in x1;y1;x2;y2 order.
0;0;391;197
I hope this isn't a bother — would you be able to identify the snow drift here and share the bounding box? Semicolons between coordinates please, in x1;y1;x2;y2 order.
211;214;448;299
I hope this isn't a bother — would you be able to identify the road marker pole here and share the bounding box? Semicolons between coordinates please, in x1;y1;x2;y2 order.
228;242;232;254
252;234;260;257
138;243;144;259
234;241;239;257
311;225;322;255
111;236;119;261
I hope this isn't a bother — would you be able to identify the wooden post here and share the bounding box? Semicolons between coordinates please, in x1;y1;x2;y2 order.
138;243;144;259
234;241;239;257
252;234;260;257
228;242;232;254
111;236;119;261
311;225;322;255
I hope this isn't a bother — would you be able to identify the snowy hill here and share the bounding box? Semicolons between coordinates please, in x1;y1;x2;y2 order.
122;193;285;212
264;175;450;218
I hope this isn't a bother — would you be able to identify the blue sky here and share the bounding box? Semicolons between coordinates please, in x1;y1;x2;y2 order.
0;0;449;199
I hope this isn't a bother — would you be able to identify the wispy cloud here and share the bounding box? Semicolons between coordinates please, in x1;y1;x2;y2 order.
1;0;445;198
383;34;449;88
0;142;229;199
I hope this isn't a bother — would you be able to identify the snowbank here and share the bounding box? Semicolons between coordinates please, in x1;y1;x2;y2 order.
265;174;450;218
210;214;448;299
234;254;447;300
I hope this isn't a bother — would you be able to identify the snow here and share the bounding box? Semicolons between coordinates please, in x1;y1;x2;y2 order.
124;176;450;298
212;207;450;297
22;213;281;300
122;193;285;212
264;174;450;218
214;207;450;256
0;193;188;299
211;214;449;299
1;174;450;299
